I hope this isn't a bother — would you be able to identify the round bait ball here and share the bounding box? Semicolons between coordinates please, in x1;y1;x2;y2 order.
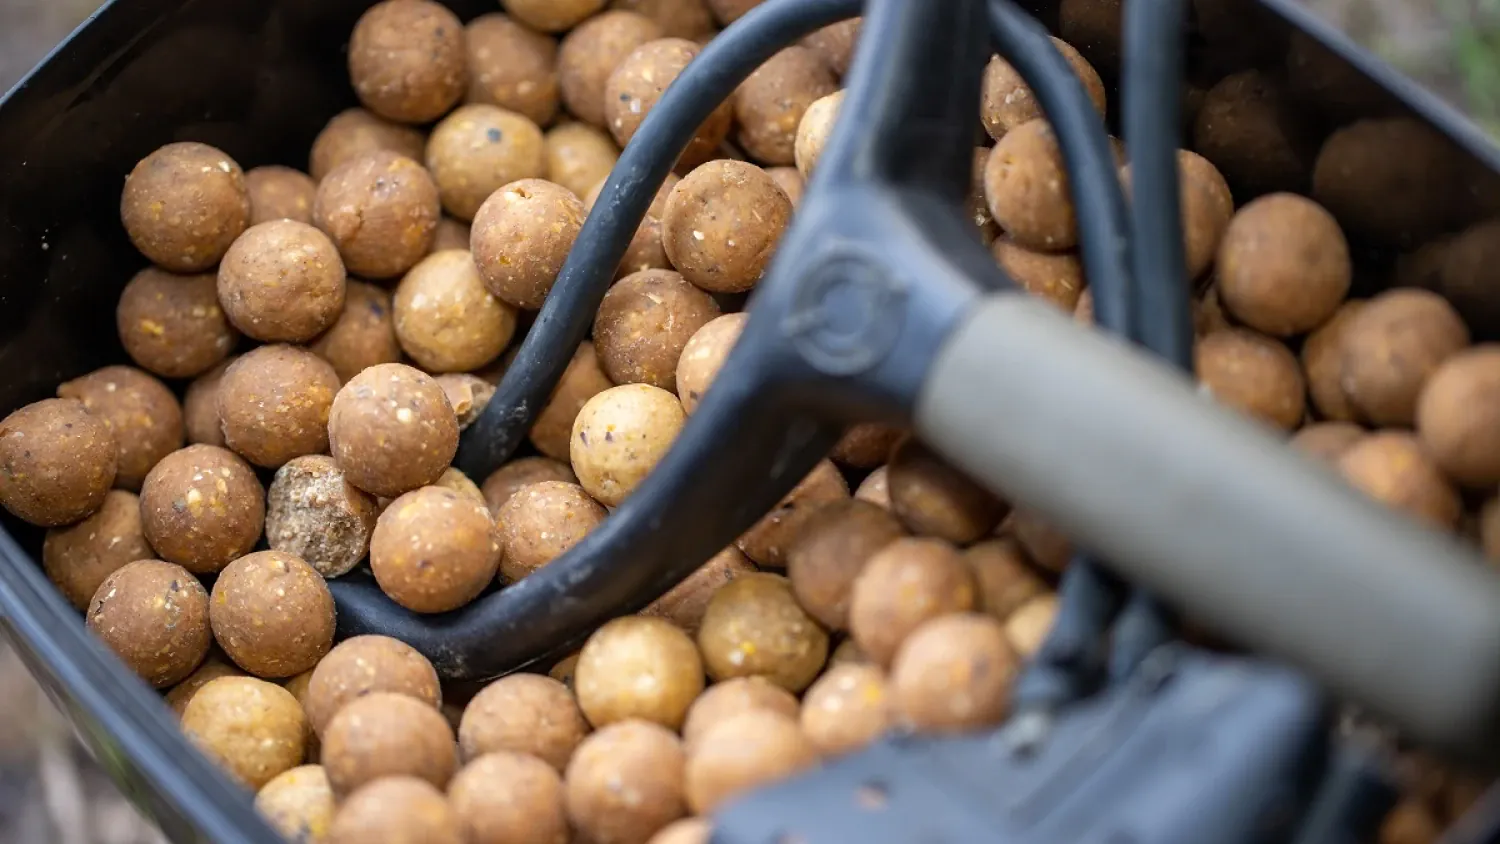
1005;508;1073;574
800;663;890;756
1340;289;1470;427
437;374;495;431
733;45;839;166
890;613;1016;732
328;777;463;844
87;559;209;688
559;11;665;127
328;363;459;498
530;342;615;461
370;486;499;613
1058;0;1121;88
503;0;607;31
1191;70;1309;199
57;365;182;491
577;616;705;730
801;18;861;76
571;383;686;507
787;499;905;631
985;119;1076;252
426;105;546;221
218;220;347;343
497;480;607;582
471;179;586;310
463;13;560;126
313;151;440;280
117;268;237;379
662;160;793;294
681;676;799;753
643;546;756;634
218;345;340;468
210;550;336;679
306;635;441;738
766;166;805;206
1338;433;1460;531
181;676;307;789
246;165;316;226
255;765;335;844
595;269;722;391
121;142;249;272
1217;194;1350;336
459;674;588;771
610;0;716;40
1005;594;1058;659
1312;117;1457;248
308;108;426;182
1120;153;1234;281
140;445;264;574
481;456;578;515
888;438;1008;543
43;490;153;610
991;239;1085;313
585;173;685;280
545;122;621;198
685;710;817;815
394;250;519;373
981;38;1104;141
322;691;457;796
605;38;733;172
964;538;1048;619
183;360;231;449
1290;422;1365;466
676;312;748;415
165;651;245;719
565;720;687;844
266;455;378;579
697;572;829;692
1301;299;1366;422
830;423;903;469
1416;346;1500;488
450;752;568;844
1437;219;1500;335
309;281;401;385
794;89;843;178
1195;328;1306;431
849;537;975;667
348;0;467;124
649;819;712;844
738;460;850;568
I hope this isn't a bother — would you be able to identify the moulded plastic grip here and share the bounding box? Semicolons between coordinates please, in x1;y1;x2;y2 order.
915;293;1500;767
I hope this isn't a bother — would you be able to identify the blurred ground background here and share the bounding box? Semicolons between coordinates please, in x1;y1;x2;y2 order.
0;0;1495;842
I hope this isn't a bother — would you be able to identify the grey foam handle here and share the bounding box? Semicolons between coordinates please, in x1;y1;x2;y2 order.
916;294;1500;765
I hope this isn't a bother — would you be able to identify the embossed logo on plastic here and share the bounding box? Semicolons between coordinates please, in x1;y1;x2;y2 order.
782;248;907;377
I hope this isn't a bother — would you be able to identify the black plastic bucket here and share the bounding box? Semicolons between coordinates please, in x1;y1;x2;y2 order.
0;1;1495;841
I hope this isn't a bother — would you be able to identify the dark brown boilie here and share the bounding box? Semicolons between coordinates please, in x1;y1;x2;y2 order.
117;268;238;380
609;0;716;40
210;550;336;679
1191;70;1310;199
88;559;210;688
43;490;154;610
559;11;665;128
0;398;117;527
313;151;441;281
464;13;560;127
347;0;467;125
981;38;1105;142
786;499;906;631
594;269;722;392
217;220;347;343
309;281;401;385
800;17;861;76
57;365;183;491
217;345;340;469
642;546;757;634
733;46;839;166
605;38;733;172
139;444;265;574
737;459;850;568
177;359;238;446
1311;117;1459;249
370;485;500;613
120;142;250;273
328;363;459;498
246;166;317;226
481;456;579;515
887;438;1009;544
830;424;903;469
